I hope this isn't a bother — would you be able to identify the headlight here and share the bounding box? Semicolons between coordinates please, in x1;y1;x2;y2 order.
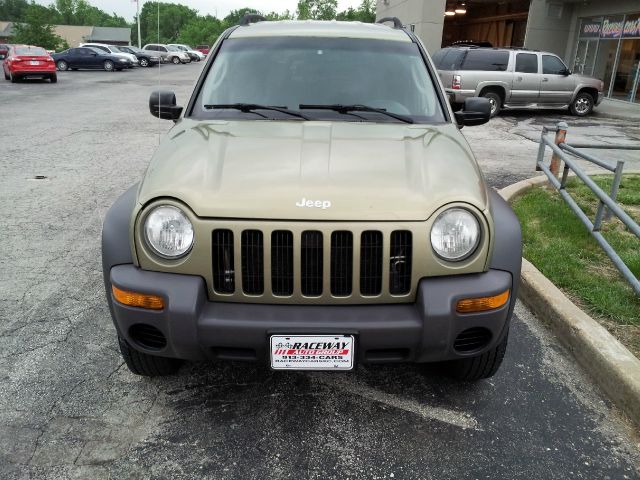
430;208;480;261
144;205;194;258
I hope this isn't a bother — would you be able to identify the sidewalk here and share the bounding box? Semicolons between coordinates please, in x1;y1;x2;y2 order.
594;98;640;121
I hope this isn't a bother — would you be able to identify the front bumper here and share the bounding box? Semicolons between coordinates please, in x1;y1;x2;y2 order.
108;265;514;365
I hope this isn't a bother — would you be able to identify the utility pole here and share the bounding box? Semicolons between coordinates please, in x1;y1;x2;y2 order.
137;0;142;48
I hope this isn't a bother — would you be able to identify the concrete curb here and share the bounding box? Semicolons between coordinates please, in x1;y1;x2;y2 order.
499;174;640;428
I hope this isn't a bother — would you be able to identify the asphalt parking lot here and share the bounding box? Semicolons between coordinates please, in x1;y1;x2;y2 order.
1;64;639;479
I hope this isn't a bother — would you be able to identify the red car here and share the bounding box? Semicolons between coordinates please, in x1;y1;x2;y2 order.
196;44;210;56
3;45;57;83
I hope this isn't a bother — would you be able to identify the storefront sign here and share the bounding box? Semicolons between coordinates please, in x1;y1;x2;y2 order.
622;16;640;38
580;21;601;38
600;18;624;38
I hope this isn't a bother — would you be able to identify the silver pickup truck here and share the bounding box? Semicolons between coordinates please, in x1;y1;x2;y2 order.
433;46;604;117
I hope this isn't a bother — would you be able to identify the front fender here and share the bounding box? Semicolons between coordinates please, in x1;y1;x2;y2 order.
488;189;523;334
102;184;138;323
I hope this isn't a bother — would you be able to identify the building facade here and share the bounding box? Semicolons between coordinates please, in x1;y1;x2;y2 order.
376;0;640;104
0;22;131;48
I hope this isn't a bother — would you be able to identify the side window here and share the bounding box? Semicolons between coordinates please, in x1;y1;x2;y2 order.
432;48;465;70
77;48;89;56
96;46;109;53
515;53;538;74
542;55;567;75
146;45;155;51
461;50;509;71
159;46;168;52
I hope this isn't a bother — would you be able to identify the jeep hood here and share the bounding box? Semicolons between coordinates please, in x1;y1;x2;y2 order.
137;120;488;221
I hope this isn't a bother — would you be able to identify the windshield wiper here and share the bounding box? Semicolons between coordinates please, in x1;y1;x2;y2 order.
204;103;310;120
299;104;414;124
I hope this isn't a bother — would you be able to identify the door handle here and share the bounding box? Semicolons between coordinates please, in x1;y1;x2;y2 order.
542;78;549;82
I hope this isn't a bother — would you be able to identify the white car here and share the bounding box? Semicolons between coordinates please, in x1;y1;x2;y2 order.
167;44;205;62
80;43;139;67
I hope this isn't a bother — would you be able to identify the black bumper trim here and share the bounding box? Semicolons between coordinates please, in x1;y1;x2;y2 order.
108;265;514;365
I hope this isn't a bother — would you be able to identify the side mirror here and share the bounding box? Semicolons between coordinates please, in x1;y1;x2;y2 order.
563;68;571;76
149;90;183;121
454;97;491;127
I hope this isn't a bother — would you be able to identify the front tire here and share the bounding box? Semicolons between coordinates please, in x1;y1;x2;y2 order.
482;91;502;118
171;56;180;65
570;92;594;116
139;57;149;67
446;331;508;381
103;60;114;72
56;60;68;71
118;336;182;377
50;74;57;83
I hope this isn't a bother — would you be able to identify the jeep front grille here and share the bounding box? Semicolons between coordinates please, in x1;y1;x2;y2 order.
271;230;294;296
212;229;235;294
212;227;414;302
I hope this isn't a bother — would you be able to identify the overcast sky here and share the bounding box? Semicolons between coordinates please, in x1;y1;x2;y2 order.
36;0;366;22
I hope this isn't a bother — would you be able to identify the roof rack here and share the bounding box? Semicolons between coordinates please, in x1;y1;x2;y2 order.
239;14;267;26
376;17;404;29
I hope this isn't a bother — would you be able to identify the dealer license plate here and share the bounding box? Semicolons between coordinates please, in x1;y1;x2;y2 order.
270;335;354;370
29;61;39;65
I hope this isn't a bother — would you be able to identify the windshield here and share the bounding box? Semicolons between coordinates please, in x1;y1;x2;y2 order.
15;47;47;56
193;37;445;124
109;46;123;53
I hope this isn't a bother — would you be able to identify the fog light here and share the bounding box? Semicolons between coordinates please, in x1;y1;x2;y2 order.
112;286;164;310
456;290;509;313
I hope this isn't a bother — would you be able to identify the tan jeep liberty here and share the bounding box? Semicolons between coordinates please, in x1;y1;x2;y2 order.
102;15;522;380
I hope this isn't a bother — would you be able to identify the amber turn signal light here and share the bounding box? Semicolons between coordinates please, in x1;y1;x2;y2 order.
456;290;510;313
112;286;164;310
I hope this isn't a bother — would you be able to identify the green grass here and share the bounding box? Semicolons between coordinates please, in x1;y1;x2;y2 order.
512;175;640;356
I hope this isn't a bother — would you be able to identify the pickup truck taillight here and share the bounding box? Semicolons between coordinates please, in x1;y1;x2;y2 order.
452;75;461;90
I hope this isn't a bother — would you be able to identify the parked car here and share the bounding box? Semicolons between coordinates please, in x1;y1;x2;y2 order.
142;44;190;64
167;44;205;62
103;16;522;380
432;46;604;117
0;43;10;60
195;45;210;56
80;43;138;67
52;47;131;72
3;45;57;82
117;45;161;67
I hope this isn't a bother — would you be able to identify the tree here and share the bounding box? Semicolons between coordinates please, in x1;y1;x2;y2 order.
139;2;198;45
296;0;338;20
336;0;375;22
0;0;30;22
222;8;259;28
176;15;224;47
11;4;65;49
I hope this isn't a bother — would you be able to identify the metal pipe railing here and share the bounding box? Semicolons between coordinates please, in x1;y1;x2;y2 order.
535;123;640;296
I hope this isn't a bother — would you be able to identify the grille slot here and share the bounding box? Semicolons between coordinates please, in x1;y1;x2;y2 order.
389;230;412;295
271;230;294;296
360;231;383;296
454;328;492;353
330;231;353;296
241;230;264;295
301;231;323;296
129;324;166;350
212;229;235;294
